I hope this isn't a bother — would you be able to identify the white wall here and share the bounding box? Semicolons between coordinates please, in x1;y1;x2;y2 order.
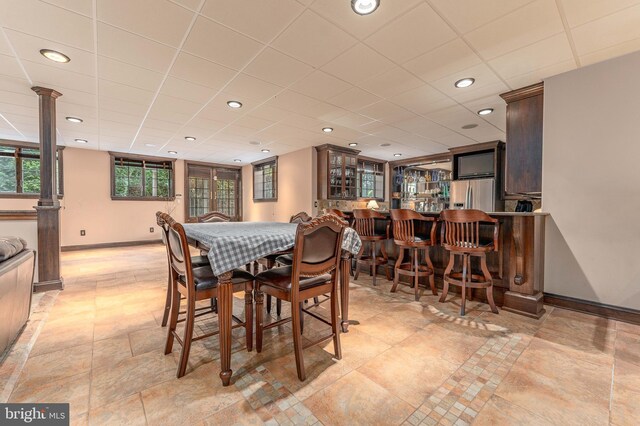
543;51;640;309
242;147;316;222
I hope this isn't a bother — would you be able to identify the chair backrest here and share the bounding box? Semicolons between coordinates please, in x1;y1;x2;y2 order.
390;209;435;243
352;209;387;237
156;211;173;266
290;214;347;294
166;220;193;282
324;208;347;219
439;209;499;250
197;211;231;223
289;211;312;224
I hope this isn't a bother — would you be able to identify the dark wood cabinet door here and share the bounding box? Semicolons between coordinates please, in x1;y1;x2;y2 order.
503;86;543;195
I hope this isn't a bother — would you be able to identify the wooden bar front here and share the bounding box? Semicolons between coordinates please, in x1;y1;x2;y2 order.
344;210;547;319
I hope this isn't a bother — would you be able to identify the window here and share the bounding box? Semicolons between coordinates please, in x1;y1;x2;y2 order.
357;158;385;200
185;162;242;222
253;157;277;201
0;140;64;198
110;153;175;200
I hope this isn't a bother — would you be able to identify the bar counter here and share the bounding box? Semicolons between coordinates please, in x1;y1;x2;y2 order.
343;210;548;318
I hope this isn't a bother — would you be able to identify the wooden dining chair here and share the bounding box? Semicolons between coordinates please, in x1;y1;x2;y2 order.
197;211;232;223
163;219;254;378
156;211;211;327
254;214;346;381
390;209;438;301
439;209;499;316
352;209;391;286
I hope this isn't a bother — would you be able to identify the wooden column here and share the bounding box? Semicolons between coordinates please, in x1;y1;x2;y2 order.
32;86;64;292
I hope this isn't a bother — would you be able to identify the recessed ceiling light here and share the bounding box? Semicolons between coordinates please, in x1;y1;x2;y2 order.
454;78;475;88
351;0;380;15
184;136;196;141
477;108;494;116
74;138;88;144
462;124;478;129
168;151;178;155
40;49;70;63
233;159;242;163
145;143;156;147
349;142;358;147
65;116;82;123
322;127;333;133
261;149;270;153
227;100;242;109
393;153;402;157
380;143;391;147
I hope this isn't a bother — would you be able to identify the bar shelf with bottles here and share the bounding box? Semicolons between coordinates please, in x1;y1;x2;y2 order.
391;163;452;213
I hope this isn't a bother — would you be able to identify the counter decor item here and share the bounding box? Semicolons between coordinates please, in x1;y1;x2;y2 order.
367;200;379;210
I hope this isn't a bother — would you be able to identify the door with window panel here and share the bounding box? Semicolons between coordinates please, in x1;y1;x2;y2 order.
186;164;241;222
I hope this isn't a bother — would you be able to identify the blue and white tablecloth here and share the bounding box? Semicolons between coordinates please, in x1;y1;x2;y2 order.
183;222;362;276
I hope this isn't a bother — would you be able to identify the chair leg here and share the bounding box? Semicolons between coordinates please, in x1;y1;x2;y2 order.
460;254;468;316
440;254;455;303
291;299;306;381
480;254;499;314
331;282;342;360
164;277;180;354
211;297;217;314
380;241;391;281
424;247;437;296
245;284;253;352
392;248;404;293
255;290;264;353
354;245;363;281
177;296;196;378
372;241;377;286
266;294;272;314
276;299;282;316
413;248;420;301
161;274;172;327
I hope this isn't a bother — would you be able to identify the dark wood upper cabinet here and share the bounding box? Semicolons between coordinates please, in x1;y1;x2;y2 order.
315;144;360;200
500;83;544;196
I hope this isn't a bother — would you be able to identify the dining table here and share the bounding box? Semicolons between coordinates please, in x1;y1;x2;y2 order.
182;221;362;387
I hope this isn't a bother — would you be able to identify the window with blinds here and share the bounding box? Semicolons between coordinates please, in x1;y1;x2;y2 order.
357;159;385;200
110;153;174;200
0;141;64;197
253;157;277;201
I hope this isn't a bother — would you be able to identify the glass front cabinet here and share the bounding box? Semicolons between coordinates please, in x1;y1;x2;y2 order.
316;144;360;200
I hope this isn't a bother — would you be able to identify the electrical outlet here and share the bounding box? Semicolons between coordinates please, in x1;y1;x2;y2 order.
80;230;86;236
314;201;318;208
149;227;154;233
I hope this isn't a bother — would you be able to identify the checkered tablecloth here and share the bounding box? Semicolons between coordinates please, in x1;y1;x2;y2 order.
183;222;362;276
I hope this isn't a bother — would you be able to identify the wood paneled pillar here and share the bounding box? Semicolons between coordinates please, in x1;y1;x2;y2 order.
32;86;63;292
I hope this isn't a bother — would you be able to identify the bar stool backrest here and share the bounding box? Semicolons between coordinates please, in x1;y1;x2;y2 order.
352;209;387;237
390;208;436;244
439;209;499;251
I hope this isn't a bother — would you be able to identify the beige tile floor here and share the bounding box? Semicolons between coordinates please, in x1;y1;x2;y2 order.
2;244;640;425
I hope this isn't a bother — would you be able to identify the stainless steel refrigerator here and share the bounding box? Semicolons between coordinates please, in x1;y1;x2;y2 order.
450;178;496;212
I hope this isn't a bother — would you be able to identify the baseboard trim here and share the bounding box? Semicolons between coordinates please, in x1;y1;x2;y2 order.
544;293;640;325
61;239;162;252
34;279;64;292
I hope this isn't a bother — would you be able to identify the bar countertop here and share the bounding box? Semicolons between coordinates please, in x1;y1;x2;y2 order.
341;210;549;217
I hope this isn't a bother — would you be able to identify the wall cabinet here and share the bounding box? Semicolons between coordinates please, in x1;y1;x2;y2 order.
316;144;360;200
500;83;544;196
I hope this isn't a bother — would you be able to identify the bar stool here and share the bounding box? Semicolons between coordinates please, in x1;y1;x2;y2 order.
390;209;437;301
352;209;390;286
439;209;499;316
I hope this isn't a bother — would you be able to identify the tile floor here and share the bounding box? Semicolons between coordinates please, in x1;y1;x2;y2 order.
2;244;639;425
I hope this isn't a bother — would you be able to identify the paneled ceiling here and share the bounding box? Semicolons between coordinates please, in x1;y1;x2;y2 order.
1;0;639;163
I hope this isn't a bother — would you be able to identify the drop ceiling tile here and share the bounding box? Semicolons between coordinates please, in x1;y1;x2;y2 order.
217;124;257;139
4;30;95;77
425;104;481;130
170;0;201;10
233;115;276;132
271;10;357;67
0;0;94;51
389;84;456;115
183;16;264;70
139;118;181;133
223;73;282;105
579;38;640;66
97;23;176;72
571;4;640;55
364;3;457;64
358;100;415;124
57;87;96;107
97;0;193;47
392;116;458;140
321;42;395;85
489;33;574;80
201;0;303;43
436;132;477;147
429;0;534;34
465;0;564;60
267;90;328;117
198;102;243;122
99;96;148;115
23;60;96;93
357;66;424;99
159;76;217;103
462;95;507;131
505;59;576;88
403;38;483;83
0;54;24;79
243;47;313;87
290;70;352;101
151;94;202;117
187;116;227;134
560;0;640;28
244;103;290;122
278;113;323;132
99;79;154;105
170;52;236;89
0;91;38;108
41;0;93;17
98;108;143;125
430;63;506;102
456;123;505;143
98;56;163;92
326;87;381;111
330;112;377;128
311;0;422;40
